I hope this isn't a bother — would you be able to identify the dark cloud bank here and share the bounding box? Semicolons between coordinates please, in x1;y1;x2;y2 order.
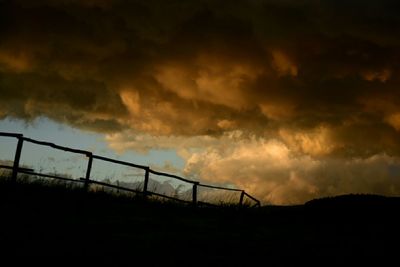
2;0;400;203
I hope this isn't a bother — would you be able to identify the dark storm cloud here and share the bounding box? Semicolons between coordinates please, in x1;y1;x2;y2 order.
1;0;400;156
3;0;400;204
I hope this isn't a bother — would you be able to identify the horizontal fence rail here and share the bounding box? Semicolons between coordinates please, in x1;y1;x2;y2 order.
93;155;148;170
148;169;195;184
0;132;261;207
23;137;91;156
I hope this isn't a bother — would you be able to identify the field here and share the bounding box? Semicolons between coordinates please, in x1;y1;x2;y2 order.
1;177;400;266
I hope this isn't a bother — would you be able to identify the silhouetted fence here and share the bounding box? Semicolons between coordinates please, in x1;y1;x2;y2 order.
0;132;261;207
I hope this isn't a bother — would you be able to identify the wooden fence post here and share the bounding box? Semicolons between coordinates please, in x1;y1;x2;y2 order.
12;137;24;183
143;167;149;195
192;182;199;206
239;190;245;206
84;153;93;192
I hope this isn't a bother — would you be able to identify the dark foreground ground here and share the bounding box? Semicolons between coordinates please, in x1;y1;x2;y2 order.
1;179;400;266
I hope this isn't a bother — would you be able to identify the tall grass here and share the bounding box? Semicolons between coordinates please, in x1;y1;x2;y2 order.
0;171;251;210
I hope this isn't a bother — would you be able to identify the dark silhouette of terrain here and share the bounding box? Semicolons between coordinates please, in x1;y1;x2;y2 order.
1;178;400;266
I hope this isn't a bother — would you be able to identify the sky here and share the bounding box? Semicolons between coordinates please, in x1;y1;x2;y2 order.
1;0;400;204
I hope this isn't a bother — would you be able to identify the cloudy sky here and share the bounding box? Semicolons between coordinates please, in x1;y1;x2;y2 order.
1;0;400;204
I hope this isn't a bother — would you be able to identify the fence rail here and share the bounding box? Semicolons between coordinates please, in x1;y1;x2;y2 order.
0;131;261;207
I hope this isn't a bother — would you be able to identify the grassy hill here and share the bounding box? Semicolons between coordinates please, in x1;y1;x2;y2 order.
1;178;400;266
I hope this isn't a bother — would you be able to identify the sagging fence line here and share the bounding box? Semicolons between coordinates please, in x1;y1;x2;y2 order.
0;132;261;207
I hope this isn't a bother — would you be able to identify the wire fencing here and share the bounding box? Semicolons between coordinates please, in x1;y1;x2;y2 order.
0;132;261;207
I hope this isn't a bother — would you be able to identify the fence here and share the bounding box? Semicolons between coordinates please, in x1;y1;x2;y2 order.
0;132;261;207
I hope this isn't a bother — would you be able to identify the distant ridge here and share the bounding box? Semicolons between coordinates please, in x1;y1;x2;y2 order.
304;194;400;218
305;193;400;206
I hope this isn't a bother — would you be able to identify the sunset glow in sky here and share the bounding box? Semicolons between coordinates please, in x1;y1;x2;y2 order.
2;0;400;204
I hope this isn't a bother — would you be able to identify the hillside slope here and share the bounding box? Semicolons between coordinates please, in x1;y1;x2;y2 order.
1;180;400;266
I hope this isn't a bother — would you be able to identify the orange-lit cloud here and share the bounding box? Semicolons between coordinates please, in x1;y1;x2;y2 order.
0;51;32;72
183;134;400;205
271;50;298;77
106;130;400;204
